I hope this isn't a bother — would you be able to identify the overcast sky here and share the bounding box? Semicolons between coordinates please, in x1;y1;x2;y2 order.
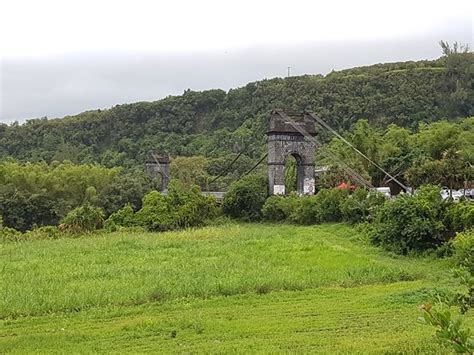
0;0;472;123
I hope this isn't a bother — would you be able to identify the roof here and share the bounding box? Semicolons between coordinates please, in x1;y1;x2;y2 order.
146;152;170;164
267;109;317;136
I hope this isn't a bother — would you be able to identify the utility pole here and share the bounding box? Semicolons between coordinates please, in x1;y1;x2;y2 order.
287;66;291;77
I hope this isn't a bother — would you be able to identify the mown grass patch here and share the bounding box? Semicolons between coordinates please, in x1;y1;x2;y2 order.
1;283;469;353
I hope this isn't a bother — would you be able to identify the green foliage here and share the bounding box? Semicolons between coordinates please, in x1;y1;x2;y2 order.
263;188;385;225
23;226;62;240
97;171;156;216
312;188;349;223
452;266;474;315
284;157;297;194
134;180;218;231
222;174;268;221
170;156;209;188
104;203;137;231
452;230;474;273
372;186;448;254
262;189;348;224
1;55;472;174
0;161;119;231
134;191;174;231
60;204;105;233
419;303;473;353
340;188;386;224
262;195;299;222
0;225;22;242
446;203;474;233
166;180;218;229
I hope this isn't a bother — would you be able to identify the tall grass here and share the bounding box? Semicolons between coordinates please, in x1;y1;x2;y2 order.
0;223;450;319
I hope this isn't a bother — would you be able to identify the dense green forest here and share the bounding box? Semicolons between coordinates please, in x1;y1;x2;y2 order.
1;50;472;172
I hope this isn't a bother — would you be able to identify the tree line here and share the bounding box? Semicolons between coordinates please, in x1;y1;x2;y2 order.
0;49;472;175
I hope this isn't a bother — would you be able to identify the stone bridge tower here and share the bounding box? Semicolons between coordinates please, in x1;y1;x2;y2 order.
145;152;170;192
267;110;317;195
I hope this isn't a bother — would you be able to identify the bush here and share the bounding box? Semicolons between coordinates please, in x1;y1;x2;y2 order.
60;204;105;233
445;202;474;233
288;188;349;225
340;188;386;224
168;180;218;229
0;226;22;242
23;226;62;240
262;188;379;225
222;174;268;221
134;191;174;231
289;196;319;224
134;180;218;231
452;230;474;272
312;188;349;223
371;185;448;254
262;195;299;221
104;203;136;231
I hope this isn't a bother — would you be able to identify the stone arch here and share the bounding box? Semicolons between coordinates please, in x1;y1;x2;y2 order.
145;152;170;192
267;110;317;195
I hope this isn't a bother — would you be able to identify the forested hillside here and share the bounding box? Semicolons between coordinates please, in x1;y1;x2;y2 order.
1;51;472;170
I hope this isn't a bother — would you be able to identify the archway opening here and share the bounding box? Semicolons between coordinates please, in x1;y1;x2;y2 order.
285;153;303;194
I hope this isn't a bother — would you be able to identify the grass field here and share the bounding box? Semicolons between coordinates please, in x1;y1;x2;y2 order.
0;223;471;353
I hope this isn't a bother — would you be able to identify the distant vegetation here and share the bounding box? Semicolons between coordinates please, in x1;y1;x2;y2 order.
0;49;472;176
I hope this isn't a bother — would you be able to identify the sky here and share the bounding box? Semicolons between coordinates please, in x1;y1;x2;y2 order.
0;0;472;123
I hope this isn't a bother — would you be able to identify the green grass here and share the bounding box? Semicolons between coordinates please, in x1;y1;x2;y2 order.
0;223;470;353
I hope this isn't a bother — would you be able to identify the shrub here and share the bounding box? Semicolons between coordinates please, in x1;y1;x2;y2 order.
372;185;448;254
104;203;136;231
340;188;386;224
446;202;474;233
289;196;318;224
312;188;349;223
0;226;22;242
222;174;268;221
419;303;473;353
167;180;218;229
24;226;62;240
134;191;174;231
262;195;299;221
452;230;474;272
134;180;218;231
263;188;371;225
60;204;105;233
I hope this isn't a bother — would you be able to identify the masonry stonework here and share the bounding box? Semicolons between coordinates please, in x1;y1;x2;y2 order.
267;110;317;195
145;153;170;192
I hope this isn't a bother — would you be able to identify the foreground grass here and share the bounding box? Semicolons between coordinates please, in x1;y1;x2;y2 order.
0;223;470;352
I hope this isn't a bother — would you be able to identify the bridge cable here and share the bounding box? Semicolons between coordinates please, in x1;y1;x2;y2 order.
275;110;374;190
238;152;268;180
149;151;170;179
208;148;248;185
305;111;410;192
